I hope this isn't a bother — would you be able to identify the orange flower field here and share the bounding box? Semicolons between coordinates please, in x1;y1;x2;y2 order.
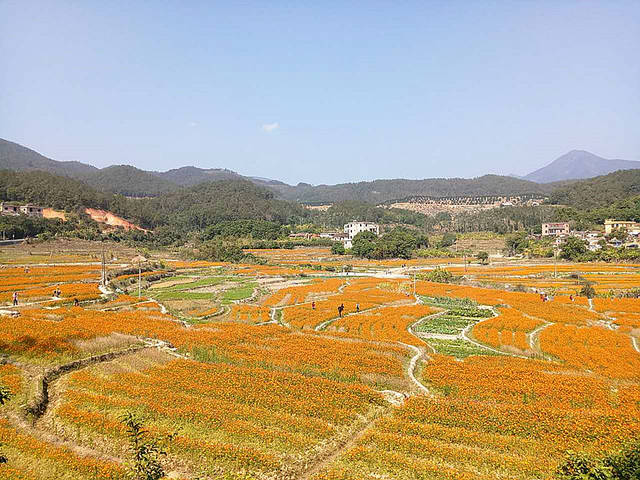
471;308;543;352
0;255;639;479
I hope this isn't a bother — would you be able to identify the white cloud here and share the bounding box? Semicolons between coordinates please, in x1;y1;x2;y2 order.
262;122;279;132
188;121;198;127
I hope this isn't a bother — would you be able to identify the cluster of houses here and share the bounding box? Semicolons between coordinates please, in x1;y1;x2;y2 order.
0;203;44;218
541;220;640;251
290;221;380;249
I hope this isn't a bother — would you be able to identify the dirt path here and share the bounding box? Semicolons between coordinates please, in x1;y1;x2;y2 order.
23;338;184;419
398;342;432;395
296;409;385;480
528;321;553;355
632;335;640;354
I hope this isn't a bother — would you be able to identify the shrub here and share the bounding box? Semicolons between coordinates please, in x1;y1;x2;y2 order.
421;267;454;283
580;282;596;299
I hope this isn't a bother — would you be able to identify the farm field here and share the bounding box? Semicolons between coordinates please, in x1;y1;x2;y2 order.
0;244;639;479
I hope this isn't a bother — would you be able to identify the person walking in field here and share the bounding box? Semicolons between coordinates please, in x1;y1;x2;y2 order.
312;301;315;310
356;303;360;312
12;292;18;306
74;298;79;307
338;303;344;317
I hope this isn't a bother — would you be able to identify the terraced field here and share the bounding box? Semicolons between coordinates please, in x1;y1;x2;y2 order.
1;247;639;479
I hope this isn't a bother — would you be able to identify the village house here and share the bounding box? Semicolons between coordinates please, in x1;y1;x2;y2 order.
604;219;640;235
20;204;44;217
343;221;380;249
0;202;44;218
0;203;20;216
541;222;570;236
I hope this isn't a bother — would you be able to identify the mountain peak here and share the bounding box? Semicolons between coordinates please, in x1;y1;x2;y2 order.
523;150;639;183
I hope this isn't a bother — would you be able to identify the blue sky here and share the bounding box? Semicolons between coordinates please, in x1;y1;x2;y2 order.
1;1;639;185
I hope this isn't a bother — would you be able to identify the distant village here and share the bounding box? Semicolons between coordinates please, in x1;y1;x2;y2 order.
291;218;640;254
541;220;640;251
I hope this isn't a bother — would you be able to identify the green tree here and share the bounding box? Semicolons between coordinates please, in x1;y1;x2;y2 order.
377;228;419;259
580;282;596;299
421;267;454;283
477;251;489;264
0;384;12;465
122;413;175;480
556;451;612;480
505;232;529;256
606;439;640;479
606;228;628;243
560;237;588;261
331;242;346;255
351;231;378;258
439;232;457;248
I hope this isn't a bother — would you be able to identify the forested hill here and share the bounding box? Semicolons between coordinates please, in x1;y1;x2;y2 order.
0;168;311;232
111;179;310;231
81;165;179;197
549;169;640;209
0;138;560;201
0;170;111;211
267;175;553;204
0;138;98;178
155;166;246;186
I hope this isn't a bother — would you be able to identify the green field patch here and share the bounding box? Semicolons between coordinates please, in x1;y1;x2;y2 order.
221;282;257;304
414;315;475;335
427;338;499;359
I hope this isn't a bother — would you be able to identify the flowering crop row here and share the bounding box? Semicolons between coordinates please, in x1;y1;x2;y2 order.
472;308;543;352
539;324;640;380
0;364;22;396
327;304;433;345
0;419;122;479
0;305;408;380
0;282;101;305
56;358;385;477
228;304;271;323
313;354;640;479
263;278;345;307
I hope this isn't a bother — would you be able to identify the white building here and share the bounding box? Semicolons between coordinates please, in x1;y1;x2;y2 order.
343;221;379;249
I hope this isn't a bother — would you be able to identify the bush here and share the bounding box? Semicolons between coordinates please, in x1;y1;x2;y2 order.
420;267;454;283
0;384;11;406
556;438;640;480
580;282;596;299
331;242;346;255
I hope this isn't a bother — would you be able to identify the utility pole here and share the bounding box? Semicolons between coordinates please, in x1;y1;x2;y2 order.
413;272;416;297
101;247;106;286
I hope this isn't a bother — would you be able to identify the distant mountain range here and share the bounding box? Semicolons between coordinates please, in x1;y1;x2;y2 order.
522;150;640;183
1;138;638;202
